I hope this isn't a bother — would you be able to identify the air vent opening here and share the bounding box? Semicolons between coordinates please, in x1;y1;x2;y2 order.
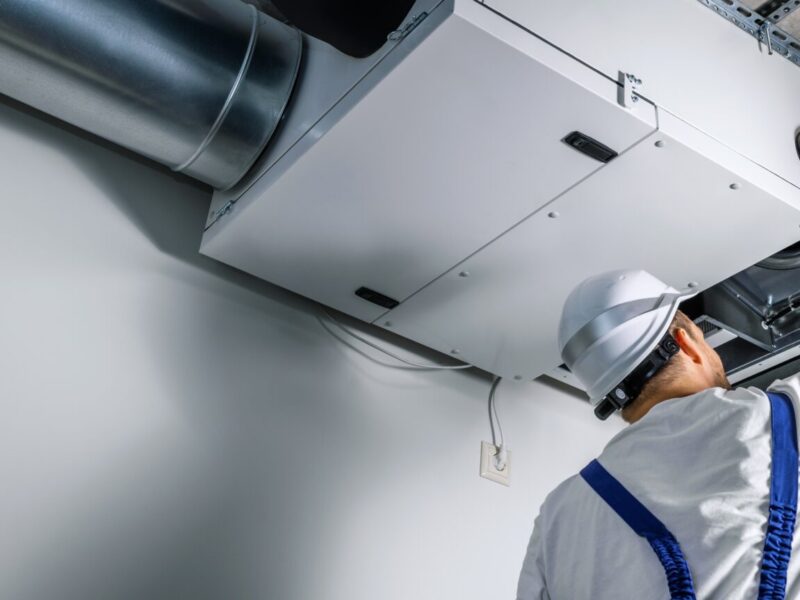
248;0;416;58
681;240;800;384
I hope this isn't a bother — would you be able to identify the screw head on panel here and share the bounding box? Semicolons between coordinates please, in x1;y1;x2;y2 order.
688;281;699;289
451;349;460;355
513;375;522;381
654;140;665;148
384;321;393;327
548;211;560;219
730;183;740;190
458;271;470;278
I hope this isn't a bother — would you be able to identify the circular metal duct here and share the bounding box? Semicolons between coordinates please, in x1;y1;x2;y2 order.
757;241;800;270
0;0;302;189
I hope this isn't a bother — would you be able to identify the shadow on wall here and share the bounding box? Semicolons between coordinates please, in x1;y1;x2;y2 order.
0;93;477;363
0;93;489;600
0;94;308;306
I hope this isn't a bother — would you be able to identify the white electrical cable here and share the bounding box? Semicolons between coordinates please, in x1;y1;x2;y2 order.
317;316;414;369
320;311;473;371
488;376;505;447
488;376;507;470
321;310;507;469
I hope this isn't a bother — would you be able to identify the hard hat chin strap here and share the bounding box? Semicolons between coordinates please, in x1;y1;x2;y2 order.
594;332;681;421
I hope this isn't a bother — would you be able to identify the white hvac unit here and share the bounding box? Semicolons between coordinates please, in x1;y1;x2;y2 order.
201;0;800;385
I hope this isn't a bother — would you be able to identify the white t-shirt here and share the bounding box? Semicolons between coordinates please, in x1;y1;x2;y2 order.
517;376;800;600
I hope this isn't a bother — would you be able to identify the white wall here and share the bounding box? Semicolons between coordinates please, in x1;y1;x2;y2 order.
0;96;624;600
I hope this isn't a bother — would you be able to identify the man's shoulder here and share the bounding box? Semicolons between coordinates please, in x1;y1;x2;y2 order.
539;386;777;522
539;471;592;521
593;385;773;499
602;385;769;453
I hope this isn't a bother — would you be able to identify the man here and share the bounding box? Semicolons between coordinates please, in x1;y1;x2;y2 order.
517;269;800;599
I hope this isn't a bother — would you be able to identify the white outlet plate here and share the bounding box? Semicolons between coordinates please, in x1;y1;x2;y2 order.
480;441;511;487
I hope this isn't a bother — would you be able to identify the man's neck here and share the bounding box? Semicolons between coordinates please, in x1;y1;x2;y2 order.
623;382;710;423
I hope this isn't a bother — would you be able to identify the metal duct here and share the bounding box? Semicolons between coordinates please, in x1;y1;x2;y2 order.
0;0;302;189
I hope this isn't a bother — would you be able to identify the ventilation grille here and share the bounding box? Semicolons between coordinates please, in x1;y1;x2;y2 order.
697;318;721;336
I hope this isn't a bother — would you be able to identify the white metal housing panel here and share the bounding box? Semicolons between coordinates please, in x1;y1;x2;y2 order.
201;1;656;321
379;116;800;380
206;0;447;225
484;0;800;188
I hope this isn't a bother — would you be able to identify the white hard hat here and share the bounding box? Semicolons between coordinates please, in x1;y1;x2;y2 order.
558;269;697;412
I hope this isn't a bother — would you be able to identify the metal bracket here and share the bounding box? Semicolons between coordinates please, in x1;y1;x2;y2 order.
618;72;642;108
209;200;235;225
698;0;800;67
387;12;429;42
761;22;774;55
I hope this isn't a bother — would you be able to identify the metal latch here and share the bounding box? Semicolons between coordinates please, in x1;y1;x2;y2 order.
387;12;429;42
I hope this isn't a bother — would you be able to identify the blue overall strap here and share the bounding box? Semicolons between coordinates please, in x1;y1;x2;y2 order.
758;392;799;600
580;459;696;600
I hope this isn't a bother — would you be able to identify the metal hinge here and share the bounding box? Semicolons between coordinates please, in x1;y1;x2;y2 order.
387;12;429;42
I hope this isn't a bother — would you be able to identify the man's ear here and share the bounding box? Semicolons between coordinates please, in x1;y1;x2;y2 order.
673;327;703;364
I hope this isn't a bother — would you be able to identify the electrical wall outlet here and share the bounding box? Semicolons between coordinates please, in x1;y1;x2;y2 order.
480;441;510;486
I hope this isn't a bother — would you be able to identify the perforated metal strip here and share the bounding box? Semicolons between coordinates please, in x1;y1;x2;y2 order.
698;0;800;67
758;0;800;24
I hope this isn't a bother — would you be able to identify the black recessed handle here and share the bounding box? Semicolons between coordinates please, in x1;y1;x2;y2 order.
563;131;618;163
355;287;399;309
